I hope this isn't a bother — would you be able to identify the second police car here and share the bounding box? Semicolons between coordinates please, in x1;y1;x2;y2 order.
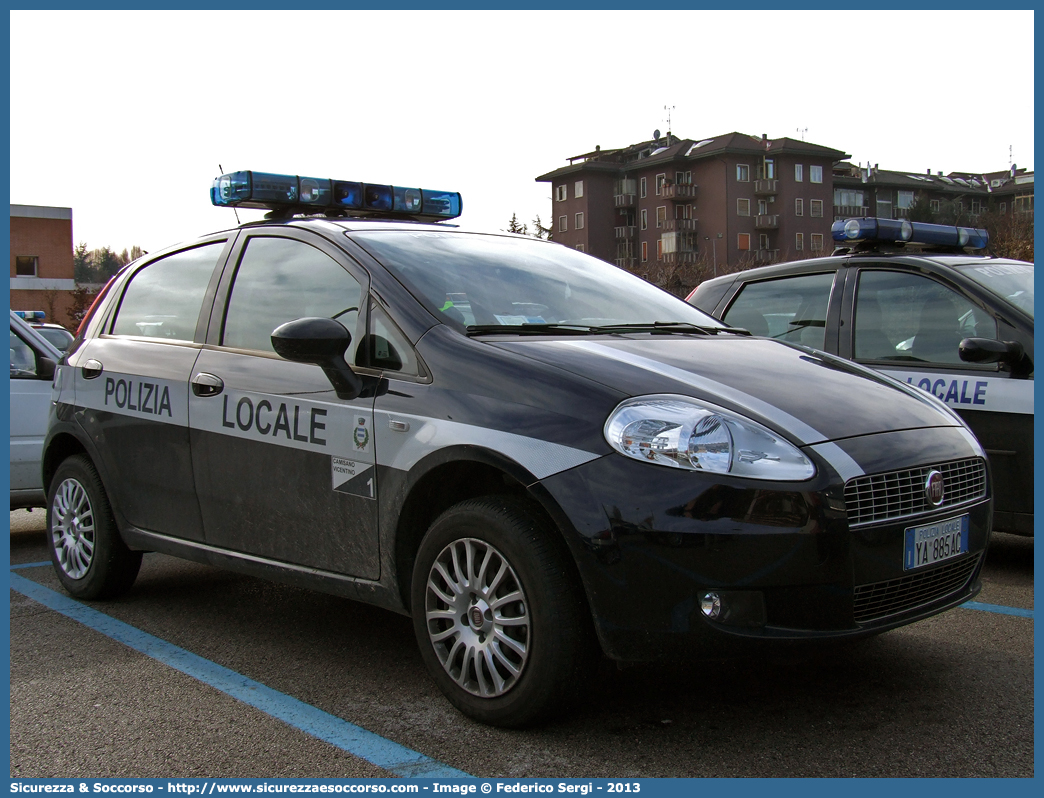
688;217;1033;537
45;173;992;727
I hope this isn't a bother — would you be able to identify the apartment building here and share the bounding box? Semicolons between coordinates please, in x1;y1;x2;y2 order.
536;132;849;270
832;163;1035;223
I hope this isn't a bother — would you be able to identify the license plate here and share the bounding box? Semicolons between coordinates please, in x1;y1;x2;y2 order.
904;515;969;571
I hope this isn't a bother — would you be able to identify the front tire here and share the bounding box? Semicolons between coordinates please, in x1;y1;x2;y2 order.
411;496;596;727
47;455;142;599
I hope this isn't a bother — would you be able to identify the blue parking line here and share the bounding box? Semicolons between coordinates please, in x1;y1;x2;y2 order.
960;600;1034;619
8;571;471;778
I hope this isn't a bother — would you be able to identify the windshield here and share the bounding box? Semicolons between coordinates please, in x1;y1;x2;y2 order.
955;260;1034;318
351;231;724;331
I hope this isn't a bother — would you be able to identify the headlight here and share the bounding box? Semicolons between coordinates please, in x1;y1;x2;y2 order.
604;395;816;481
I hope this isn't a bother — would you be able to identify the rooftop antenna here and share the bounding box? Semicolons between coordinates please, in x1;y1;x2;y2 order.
664;104;675;138
219;164;240;224
796;127;807;141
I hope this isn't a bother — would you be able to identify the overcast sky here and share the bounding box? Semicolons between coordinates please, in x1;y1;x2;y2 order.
9;9;1035;255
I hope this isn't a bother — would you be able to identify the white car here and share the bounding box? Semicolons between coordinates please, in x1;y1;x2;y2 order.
10;311;63;509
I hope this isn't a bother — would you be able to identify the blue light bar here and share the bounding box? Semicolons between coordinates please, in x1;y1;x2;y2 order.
14;310;46;321
832;217;988;249
211;170;462;221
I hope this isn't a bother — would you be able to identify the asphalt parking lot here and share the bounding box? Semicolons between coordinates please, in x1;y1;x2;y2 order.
9;508;1034;779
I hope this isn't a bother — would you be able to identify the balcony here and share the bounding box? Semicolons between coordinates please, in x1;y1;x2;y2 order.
661;218;698;232
615;225;636;239
754;249;780;264
834;205;871;217
754;179;778;196
614;194;636;208
615;257;636;269
755;214;779;229
661;183;697;201
662;251;700;265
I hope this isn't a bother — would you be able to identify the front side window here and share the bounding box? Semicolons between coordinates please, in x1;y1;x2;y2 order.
364;301;420;375
111;242;225;341
10;328;40;377
723;272;835;347
737;164;750;182
955;261;1033;318
854;270;997;363
222;237;362;357
810;165;823;183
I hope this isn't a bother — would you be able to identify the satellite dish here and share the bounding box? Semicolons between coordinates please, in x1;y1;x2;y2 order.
653;129;660;141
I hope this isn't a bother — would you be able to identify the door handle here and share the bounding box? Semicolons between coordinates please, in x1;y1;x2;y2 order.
191;372;224;397
81;359;103;380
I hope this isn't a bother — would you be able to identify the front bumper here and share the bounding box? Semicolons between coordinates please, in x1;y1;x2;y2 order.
537;425;990;661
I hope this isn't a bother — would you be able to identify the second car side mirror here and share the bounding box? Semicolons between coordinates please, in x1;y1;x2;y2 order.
271;317;364;400
958;337;1025;367
36;355;57;381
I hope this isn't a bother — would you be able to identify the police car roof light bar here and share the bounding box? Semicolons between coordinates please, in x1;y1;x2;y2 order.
831;217;988;250
210;170;462;222
14;310;47;322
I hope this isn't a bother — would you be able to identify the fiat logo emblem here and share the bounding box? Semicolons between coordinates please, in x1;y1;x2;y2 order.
925;470;945;506
469;606;485;629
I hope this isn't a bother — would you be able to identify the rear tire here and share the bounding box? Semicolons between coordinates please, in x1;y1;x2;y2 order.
411;496;596;727
46;455;141;599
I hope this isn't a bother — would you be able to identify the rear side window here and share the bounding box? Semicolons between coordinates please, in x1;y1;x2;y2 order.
221;236;363;357
723;272;835;348
111;243;225;341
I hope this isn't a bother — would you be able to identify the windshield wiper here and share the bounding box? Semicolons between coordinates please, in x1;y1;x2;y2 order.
466;323;605;337
589;321;741;335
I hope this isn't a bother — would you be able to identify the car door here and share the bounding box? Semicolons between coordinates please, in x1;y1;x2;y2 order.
66;239;231;541
189;229;382;579
10;318;59;499
839;264;1033;533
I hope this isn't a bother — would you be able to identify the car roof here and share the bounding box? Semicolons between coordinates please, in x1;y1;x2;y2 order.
697;252;1031;291
10;310;63;359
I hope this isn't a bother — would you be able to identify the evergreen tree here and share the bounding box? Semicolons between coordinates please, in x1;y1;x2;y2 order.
506;213;528;235
73;241;95;284
531;214;553;241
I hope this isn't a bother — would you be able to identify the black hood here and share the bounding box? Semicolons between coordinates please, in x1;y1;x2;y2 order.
489;335;960;446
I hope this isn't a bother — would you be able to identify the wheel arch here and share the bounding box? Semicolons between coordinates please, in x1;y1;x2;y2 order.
391;446;586;614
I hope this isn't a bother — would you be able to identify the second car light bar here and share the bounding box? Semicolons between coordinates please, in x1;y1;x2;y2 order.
832;217;988;249
210;170;463;222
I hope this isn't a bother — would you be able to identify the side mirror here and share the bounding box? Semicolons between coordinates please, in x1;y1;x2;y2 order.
959;337;1024;366
271;317;363;400
37;356;57;381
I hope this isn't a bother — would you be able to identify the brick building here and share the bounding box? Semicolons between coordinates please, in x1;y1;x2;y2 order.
536;132;849;272
10;204;77;328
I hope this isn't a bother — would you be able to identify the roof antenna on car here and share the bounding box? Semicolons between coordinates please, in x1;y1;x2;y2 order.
218;164;241;225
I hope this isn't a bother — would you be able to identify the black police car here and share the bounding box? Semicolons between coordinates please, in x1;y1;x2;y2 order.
44;175;992;727
688;217;1032;537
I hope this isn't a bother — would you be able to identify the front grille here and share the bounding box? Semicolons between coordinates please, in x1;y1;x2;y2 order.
844;458;986;527
853;553;981;624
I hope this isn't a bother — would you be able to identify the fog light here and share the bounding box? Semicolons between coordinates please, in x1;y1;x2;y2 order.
700;591;723;619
